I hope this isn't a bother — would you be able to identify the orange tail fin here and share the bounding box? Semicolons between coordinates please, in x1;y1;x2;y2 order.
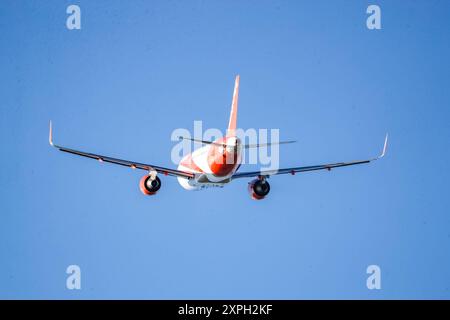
227;75;239;136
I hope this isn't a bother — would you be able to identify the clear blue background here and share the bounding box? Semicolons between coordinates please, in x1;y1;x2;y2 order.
1;0;449;299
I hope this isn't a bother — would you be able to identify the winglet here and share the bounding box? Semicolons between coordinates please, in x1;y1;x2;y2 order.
378;133;388;159
49;120;54;146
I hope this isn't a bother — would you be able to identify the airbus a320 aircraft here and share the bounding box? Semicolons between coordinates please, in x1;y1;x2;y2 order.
49;75;388;200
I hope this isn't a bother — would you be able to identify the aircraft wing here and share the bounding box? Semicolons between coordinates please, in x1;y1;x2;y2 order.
232;135;388;179
49;122;195;179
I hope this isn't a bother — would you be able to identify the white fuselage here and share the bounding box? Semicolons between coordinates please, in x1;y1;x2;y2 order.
177;137;242;190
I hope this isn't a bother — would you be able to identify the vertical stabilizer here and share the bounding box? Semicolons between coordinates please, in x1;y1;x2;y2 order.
227;75;239;136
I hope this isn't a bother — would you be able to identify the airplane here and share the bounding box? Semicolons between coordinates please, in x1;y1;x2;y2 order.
49;75;388;200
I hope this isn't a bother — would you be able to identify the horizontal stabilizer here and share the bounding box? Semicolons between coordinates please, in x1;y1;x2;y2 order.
178;136;296;149
244;140;297;149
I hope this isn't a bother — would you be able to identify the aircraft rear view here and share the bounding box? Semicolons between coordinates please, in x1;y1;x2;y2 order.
177;75;243;190
49;75;388;200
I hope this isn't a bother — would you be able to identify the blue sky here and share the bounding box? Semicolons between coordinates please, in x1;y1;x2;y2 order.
1;0;449;299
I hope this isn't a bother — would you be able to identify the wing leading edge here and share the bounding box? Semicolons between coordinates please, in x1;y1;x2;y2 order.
49;121;194;179
232;134;388;179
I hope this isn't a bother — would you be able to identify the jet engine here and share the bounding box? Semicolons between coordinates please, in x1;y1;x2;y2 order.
139;175;162;195
248;178;270;200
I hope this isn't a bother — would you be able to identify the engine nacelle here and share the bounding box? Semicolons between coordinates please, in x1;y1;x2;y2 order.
139;175;162;195
248;179;270;200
